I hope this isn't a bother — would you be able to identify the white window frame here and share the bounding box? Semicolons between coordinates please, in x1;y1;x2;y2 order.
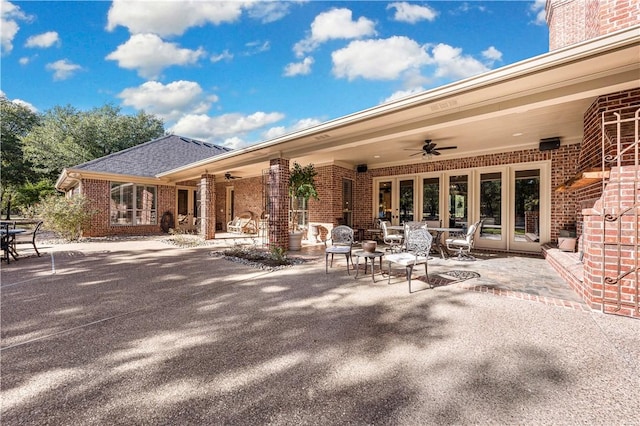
110;182;157;226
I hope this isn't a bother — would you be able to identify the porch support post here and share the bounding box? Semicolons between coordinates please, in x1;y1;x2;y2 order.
268;157;290;250
200;173;216;240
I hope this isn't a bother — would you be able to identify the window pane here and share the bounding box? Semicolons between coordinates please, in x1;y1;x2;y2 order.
399;179;414;223
137;186;156;225
378;181;392;221
448;175;468;229
514;169;540;242
342;179;353;227
480;172;502;240
110;182;133;225
422;177;439;222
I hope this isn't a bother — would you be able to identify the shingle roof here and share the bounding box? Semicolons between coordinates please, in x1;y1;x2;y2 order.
73;134;232;177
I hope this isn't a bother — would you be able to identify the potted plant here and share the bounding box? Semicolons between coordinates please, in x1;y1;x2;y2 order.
288;162;318;250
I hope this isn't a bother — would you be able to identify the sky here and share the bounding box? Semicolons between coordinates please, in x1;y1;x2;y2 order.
1;0;549;149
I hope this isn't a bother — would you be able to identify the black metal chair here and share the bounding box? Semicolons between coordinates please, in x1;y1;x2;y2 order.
13;221;43;257
1;223;13;263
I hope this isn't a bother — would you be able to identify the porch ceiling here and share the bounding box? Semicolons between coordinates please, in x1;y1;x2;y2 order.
160;27;640;183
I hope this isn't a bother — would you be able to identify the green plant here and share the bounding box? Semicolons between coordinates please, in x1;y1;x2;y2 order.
288;162;318;232
270;245;287;262
37;194;95;241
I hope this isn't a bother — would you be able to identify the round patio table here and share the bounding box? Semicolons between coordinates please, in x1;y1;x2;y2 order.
353;249;384;283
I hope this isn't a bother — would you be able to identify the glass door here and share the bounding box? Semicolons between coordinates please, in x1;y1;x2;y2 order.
176;187;198;232
510;168;541;251
478;170;506;250
375;177;416;225
447;174;468;231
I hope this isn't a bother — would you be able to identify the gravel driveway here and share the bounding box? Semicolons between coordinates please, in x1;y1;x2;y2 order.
1;239;639;425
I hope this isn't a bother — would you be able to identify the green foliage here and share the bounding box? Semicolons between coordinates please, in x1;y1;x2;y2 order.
13;179;56;212
288;162;319;231
0;96;40;216
22;103;164;180
269;245;287;262
37;194;95;241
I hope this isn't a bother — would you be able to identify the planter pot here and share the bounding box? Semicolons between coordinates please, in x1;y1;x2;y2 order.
308;224;319;242
362;240;377;253
289;231;304;251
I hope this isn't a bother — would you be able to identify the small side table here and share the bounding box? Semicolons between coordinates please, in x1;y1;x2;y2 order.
353;250;384;283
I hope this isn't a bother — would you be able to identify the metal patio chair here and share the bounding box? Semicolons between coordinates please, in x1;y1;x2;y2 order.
385;228;433;293
325;225;354;275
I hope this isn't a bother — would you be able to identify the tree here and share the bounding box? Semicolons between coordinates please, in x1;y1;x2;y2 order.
0;96;40;216
22;104;164;180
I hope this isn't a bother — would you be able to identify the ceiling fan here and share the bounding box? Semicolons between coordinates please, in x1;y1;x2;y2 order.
224;172;240;180
406;139;457;158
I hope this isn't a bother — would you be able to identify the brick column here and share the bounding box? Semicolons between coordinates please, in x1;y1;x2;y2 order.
199;174;216;240
582;166;639;318
268;158;290;250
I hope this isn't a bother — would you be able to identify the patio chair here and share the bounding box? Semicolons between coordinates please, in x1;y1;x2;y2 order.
325;225;354;275
227;211;256;234
13;220;43;257
385;228;433;293
380;220;403;252
445;220;482;259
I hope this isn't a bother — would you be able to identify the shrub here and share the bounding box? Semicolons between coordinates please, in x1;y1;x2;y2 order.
37;194;94;241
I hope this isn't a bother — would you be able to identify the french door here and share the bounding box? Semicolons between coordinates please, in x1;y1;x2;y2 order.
375;177;416;225
373;162;549;252
176;187;198;232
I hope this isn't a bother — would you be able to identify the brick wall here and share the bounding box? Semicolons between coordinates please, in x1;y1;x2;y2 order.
216;176;266;231
347;146;579;242
575;88;640;235
547;0;640;50
582;166;639;318
81;178;173;237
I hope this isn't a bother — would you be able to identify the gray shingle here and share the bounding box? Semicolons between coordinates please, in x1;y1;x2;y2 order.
73;135;232;177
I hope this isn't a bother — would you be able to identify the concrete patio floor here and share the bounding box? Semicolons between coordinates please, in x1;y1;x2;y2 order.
1;237;639;425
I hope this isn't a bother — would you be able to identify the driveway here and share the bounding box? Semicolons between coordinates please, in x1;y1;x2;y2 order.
1;239;639;425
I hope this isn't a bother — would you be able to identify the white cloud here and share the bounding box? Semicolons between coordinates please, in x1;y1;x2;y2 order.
530;0;547;26
482;46;502;62
211;49;233;63
12;98;37;112
284;56;314;77
247;1;293;24
294;8;376;57
117;80;214;122
25;31;60;48
105;33;206;79
19;56;31;65
387;2;437;24
106;0;245;37
1;0;31;54
332;36;431;81
45;59;82;81
170;111;285;145
431;43;489;79
383;87;426;104
244;40;270;56
263;117;322;140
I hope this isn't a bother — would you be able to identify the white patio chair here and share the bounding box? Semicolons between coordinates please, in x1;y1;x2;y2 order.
445;220;482;259
385;228;433;293
380;220;403;253
325;225;354;275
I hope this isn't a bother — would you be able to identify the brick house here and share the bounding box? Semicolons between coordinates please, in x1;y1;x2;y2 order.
57;0;639;318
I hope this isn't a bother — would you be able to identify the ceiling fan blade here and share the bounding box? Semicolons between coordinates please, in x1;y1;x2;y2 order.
409;151;424;157
436;146;457;150
403;148;423;152
432;150;441;156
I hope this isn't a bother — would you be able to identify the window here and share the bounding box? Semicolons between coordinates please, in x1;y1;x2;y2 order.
342;178;353;226
111;182;157;225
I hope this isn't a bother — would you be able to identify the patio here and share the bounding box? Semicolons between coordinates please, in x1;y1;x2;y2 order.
1;238;638;424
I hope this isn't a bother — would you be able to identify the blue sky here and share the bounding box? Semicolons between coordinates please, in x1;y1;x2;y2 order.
1;0;548;148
